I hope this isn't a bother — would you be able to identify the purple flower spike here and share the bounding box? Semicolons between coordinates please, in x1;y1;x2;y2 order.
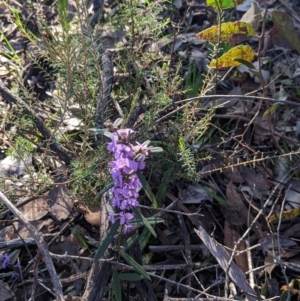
107;128;150;233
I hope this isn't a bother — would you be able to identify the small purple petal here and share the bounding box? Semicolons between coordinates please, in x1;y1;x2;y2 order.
108;213;116;223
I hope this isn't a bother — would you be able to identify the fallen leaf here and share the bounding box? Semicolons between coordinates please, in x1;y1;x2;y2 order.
284;224;300;237
240;0;261;30
48;185;74;221
194;226;258;301
221;181;249;226
210;45;255;69
239;166;271;192
224;221;248;272
77;203;100;226
18;198;49;222
196;22;255;43
285;180;300;209
271;11;300;54
268;207;300;223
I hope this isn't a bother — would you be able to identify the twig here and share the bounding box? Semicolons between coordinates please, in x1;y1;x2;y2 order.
81;191;113;301
0;191;64;301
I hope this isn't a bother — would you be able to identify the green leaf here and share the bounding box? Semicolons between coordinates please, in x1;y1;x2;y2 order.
130;217;164;227
202;187;227;204
132;208;157;238
150;147;164;153
96;182;114;202
123;232;139;251
57;0;69;32
156;167;173;204
94;220;120;262
118;273;145;281
112;271;122;301
119;250;151;280
279;290;289;301
207;0;247;10
234;58;256;70
136;170;157;208
138;228;152;251
74;231;91;253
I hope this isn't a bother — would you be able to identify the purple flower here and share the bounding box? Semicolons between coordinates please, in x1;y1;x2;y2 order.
123;224;133;234
119;212;134;225
107;128;150;232
0;253;10;269
108;213;116;223
107;135;118;153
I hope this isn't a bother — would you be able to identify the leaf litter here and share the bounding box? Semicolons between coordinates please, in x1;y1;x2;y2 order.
0;0;300;300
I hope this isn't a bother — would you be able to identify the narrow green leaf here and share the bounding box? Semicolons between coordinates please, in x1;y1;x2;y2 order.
112;270;122;301
138;227;152;251
136;170;157;208
202;187;227;204
150;147;164;153
156;167;173;204
119;250;151;280
96;182;114;202
118;273;145;281
132;208;157;238
94;220;120;262
57;0;69;32
130;217;164;227
234;58;255;69
123;232;139;251
75;231;91;253
279;290;289;301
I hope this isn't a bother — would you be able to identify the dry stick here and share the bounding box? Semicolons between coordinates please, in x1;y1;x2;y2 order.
0;191;64;301
0;234;57;250
81;191;112;301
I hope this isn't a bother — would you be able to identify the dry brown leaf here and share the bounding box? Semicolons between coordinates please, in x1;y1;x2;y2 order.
239;166;271;192
224;221;248;272
194;226;258;301
0;226;15;242
284;224;300;238
13;219;55;239
18;198;49;221
48;185;74;221
223;167;245;183
49;233;82;255
77;203;100;226
221;181;249;226
264;254;276;277
259;234;299;259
